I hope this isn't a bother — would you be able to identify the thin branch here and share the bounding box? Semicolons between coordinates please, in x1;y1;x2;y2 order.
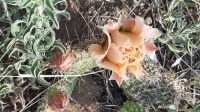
0;70;104;78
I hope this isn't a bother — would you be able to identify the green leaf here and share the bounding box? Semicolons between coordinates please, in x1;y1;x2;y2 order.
53;41;66;55
45;7;59;29
5;38;17;51
1;64;13;76
21;0;33;8
192;103;200;112
30;59;40;77
44;0;70;29
122;101;146;112
53;0;65;5
175;37;185;45
45;0;54;11
168;0;180;12
45;29;55;48
12;8;20;21
57;10;71;20
24;19;37;36
4;0;33;8
178;1;196;7
27;5;37;25
187;22;200;33
44;0;69;29
189;42;200;49
11;20;25;37
32;38;42;57
23;32;32;44
37;74;50;85
65;77;78;95
2;0;19;6
8;48;29;58
185;39;191;54
14;61;21;73
198;10;200;15
30;60;50;85
167;44;182;53
45;36;55;48
13;54;26;73
152;0;160;9
171;11;184;18
175;18;187;32
158;38;170;44
0;17;11;23
194;83;200;89
0;83;13;95
0;38;17;60
20;65;31;73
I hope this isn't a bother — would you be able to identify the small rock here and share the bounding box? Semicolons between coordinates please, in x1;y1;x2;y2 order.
105;0;115;3
140;2;145;7
145;17;152;25
88;6;96;15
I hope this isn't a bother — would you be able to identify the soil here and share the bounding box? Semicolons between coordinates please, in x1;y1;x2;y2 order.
71;75;99;105
69;71;127;112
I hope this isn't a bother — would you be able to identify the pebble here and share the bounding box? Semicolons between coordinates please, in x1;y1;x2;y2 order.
105;0;115;3
140;2;145;7
145;17;152;25
88;6;96;15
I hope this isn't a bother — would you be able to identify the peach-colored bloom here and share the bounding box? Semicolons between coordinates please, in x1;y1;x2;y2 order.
127;60;147;80
111;31;130;47
89;15;161;86
145;41;159;61
143;25;161;41
88;30;111;60
98;44;129;79
109;72;123;86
